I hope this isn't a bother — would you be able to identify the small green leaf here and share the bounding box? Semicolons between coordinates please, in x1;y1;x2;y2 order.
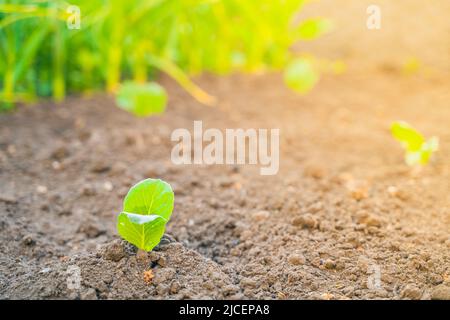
391;121;439;166
123;178;174;220
116;82;167;117
284;58;319;94
391;121;424;152
117;178;174;251
117;212;167;252
297;18;333;40
416;136;439;165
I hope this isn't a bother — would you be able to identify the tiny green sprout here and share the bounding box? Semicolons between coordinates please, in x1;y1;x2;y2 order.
117;179;174;252
391;121;439;166
116;82;168;117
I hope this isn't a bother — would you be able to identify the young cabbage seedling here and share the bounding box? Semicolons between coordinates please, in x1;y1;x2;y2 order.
117;178;174;252
391;121;439;166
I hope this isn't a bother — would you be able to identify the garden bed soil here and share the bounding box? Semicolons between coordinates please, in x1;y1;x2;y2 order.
1;70;449;299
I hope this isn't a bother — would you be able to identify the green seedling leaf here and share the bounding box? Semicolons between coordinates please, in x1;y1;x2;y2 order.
391;121;424;152
117;179;174;252
284;58;320;94
116;82;168;117
391;121;439;166
123;178;174;220
117;212;167;252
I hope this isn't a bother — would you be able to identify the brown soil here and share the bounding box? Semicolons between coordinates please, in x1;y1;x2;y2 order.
1;0;449;300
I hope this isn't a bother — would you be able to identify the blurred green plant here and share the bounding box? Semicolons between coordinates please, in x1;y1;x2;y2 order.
116;81;167;117
391;121;439;166
118;178;174;252
0;0;332;112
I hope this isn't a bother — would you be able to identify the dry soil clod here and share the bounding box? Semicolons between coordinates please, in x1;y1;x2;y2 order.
291;214;318;229
431;284;450;300
103;240;126;262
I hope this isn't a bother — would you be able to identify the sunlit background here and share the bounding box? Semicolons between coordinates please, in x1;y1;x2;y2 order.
0;0;338;112
2;1;448;113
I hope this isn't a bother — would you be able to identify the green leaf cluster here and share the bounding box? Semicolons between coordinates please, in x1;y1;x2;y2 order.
1;0;329;110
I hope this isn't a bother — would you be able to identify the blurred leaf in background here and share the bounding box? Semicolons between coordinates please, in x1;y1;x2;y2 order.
116;82;167;117
0;0;331;113
391;121;439;166
284;57;320;94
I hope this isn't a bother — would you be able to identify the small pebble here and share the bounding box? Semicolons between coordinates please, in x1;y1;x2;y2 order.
91;161;111;173
81;184;96;196
240;278;258;289
149;251;161;262
51;161;62;170
170;281;181;294
153;268;176;285
218;178;234;188
7;144;16;155
58;207;72;216
288;254;306;266
156;284;169;295
40;267;52;274
136;250;149;264
387;185;409;200
158;234;176;247
304;165;326;179
252;210;270;221
21;234;35;246
346;180;369;200
36;185;48;194
51;146;70;160
80;288;97;300
355;212;382;228
308;202;323;213
103;240;126;262
78;222;105;238
291;214;317;229
103;181;113;192
324;259;336;270
429;274;443;285
157;256;167;267
387;185;398;195
0;195;17;204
